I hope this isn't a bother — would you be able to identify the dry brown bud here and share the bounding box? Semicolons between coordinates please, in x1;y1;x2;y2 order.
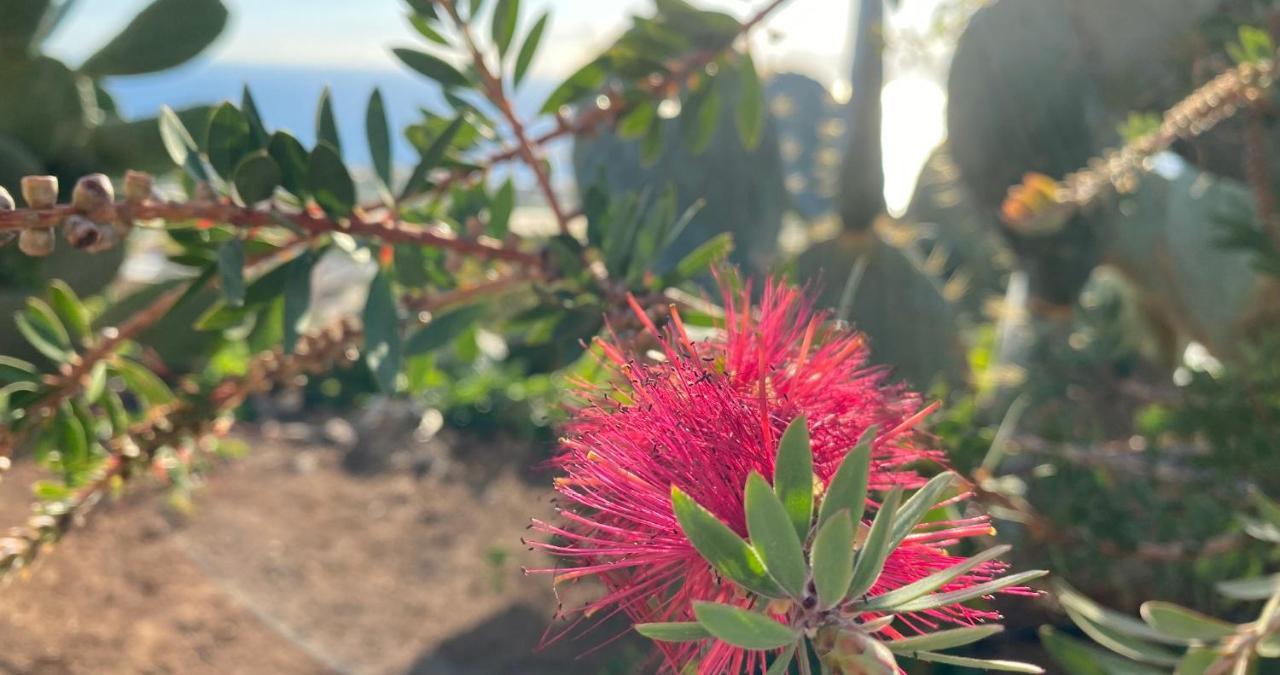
122;170;153;204
21;175;58;209
71;173;114;214
18;227;54;256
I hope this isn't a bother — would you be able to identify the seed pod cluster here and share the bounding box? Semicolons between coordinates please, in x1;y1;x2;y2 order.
17;175;58;256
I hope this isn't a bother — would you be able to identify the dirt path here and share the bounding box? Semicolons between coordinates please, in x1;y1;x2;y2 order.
0;429;643;675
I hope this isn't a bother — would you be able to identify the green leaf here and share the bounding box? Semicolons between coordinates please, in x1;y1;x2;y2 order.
80;0;228;76
283;251;315;354
84;361;107;403
405;303;489;356
362;271;402;393
216;238;246;307
1040;626;1166;675
818;426;875;528
772;415;814;542
232;151;281;205
366;88;393;189
811;509;856;609
205;102;253;179
159;105;208;180
1139;602;1236;642
862;545;1011;610
618;103;655;141
268;131;309;197
0;356;38;385
114;358;174;406
686;79;721;156
744;472;807;598
241;85;270;147
1175;647;1221;675
394;48;469;88
888;472;956;550
885;625;1004;653
308;144;356;218
316;87;341;153
491;0;519;58
847;487;901;599
671;486;784;599
47;280;90;341
1056;581;1191;647
893;569;1047;613
692;602;797;650
401;115;466;200
513;11;548;86
17;298;72;362
635;622;711;643
765;643;797;675
1217;573;1280;600
736;53;764;150
541;58;608;113
488;180;515;237
409;14;450;45
54;402;88;464
661;232;733;286
911;652;1043;673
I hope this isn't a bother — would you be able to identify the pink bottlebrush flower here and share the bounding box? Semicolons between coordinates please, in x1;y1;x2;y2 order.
530;278;1016;674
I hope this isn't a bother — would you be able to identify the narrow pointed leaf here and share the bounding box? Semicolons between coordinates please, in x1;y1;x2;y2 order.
888;471;956;550
911;652;1043;673
862;545;1011;610
736;53;764;150
0;356;38;385
488;179;515;237
513;12;548;86
394;48;469;88
744;472;807;598
241;85;269;147
308;144;355;218
316;87;341;152
17;299;72;362
765;643;798;675
363;270;402;393
818;426;875;528
1056;581;1191;646
268;131;309;197
491;0;519;58
159;105;208;180
671;486;785;599
206;101;252;178
1139;602;1236;642
635;622;710;643
366;88;393;188
1040;626;1168;675
812;509;856;609
401;115;465;200
885;625;1004;653
1217;573;1280;600
848;487;901;599
692;602;798;650
216;238;245;307
283;251;314;354
47;280;90;340
893;569;1046;613
773;415;814;541
1061;605;1182;666
114;358;174;406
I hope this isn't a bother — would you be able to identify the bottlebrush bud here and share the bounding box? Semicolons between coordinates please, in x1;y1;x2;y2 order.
816;627;898;675
64;213;107;251
72;173;114;214
18;228;54;256
123;170;153;204
21;175;58;209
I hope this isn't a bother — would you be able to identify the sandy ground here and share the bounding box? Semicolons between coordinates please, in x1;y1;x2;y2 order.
0;427;644;675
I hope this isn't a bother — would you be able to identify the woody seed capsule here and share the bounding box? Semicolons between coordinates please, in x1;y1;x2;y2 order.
72;173;114;214
122;170;153;204
18;228;54;256
20;175;58;209
64;214;104;249
0;186;15;248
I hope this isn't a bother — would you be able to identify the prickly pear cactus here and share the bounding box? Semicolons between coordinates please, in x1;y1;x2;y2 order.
0;0;228;357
